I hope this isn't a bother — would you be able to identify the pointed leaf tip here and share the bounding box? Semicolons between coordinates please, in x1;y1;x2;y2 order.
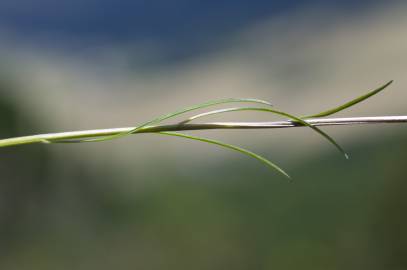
304;80;394;119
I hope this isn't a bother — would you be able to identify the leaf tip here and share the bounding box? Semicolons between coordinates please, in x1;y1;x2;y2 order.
286;174;293;182
383;80;394;88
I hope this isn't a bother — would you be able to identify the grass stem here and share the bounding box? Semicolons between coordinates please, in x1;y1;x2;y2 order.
1;116;406;148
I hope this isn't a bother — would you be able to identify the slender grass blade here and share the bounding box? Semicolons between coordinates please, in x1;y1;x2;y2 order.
176;107;348;159
159;131;291;179
304;80;393;118
83;98;273;143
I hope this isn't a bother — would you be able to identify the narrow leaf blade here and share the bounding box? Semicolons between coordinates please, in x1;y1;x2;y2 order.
303;80;393;119
159;131;291;179
84;98;273;143
178;106;348;159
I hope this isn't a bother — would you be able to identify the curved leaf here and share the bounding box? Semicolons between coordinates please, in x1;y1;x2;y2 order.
177;106;348;159
303;80;393;119
159;131;291;179
83;98;273;142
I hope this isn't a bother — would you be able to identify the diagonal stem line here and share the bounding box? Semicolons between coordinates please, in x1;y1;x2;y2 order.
1;116;407;147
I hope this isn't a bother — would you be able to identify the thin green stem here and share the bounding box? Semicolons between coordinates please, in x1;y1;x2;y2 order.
1;116;406;148
179;107;348;158
83;98;273;142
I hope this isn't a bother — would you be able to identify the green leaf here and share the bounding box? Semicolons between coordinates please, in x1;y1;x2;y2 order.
177;106;348;159
159;131;291;179
303;80;393;119
82;98;273;143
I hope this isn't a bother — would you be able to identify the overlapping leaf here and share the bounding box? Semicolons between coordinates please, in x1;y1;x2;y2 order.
43;81;393;178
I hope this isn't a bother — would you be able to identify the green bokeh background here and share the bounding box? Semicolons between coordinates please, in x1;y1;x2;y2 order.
1;1;407;267
1;77;406;269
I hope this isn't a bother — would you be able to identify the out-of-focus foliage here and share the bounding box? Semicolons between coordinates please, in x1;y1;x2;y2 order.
0;78;51;256
1;1;407;269
1;78;406;269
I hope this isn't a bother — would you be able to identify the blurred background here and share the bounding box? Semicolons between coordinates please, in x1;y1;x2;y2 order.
0;0;407;269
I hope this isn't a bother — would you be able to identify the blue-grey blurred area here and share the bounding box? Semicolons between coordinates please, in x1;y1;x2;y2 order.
1;1;407;269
